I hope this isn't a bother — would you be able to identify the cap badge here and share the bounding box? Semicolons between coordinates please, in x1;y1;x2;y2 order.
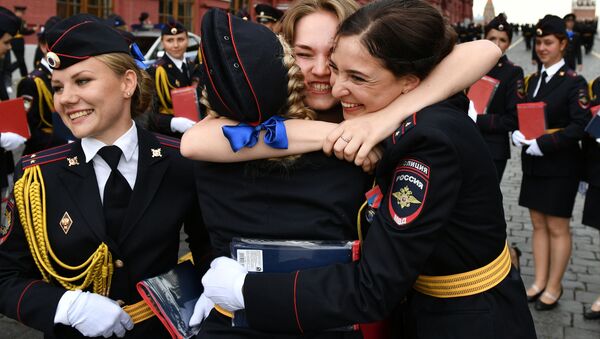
171;27;178;35
536;28;543;36
46;52;61;69
498;24;504;31
59;212;73;234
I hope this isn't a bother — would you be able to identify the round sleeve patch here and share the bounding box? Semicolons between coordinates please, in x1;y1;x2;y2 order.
0;198;14;245
516;79;526;99
388;159;430;228
578;88;590;109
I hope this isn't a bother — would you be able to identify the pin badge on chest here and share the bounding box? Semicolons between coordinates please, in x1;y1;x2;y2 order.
67;156;79;167
59;212;73;234
151;148;163;158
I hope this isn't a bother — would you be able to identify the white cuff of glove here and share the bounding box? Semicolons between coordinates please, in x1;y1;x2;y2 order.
511;130;526;147
525;140;544;156
170;117;196;133
0;132;27;151
202;257;248;312
467;100;478;123
596;138;600;144
54;290;81;325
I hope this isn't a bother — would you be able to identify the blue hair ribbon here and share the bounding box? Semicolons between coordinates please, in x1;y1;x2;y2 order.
130;42;148;70
222;116;288;152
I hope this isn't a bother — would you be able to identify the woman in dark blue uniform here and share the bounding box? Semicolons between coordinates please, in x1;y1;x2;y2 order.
0;15;210;338
511;15;590;311
477;14;524;181
582;77;600;319
200;1;536;338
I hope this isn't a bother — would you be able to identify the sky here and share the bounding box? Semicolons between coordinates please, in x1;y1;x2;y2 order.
472;0;596;24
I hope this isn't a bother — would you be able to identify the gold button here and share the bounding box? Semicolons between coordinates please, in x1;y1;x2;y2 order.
115;259;124;268
116;299;125;306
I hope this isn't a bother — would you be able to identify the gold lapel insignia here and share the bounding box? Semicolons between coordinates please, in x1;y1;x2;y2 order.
59;212;73;234
151;148;163;158
168;64;173;69
175;79;180;87
67;156;79;167
559;71;565;76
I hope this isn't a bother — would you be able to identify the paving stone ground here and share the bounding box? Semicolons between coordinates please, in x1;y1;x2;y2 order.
2;33;600;339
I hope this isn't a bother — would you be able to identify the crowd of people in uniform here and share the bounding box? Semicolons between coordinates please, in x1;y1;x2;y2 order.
0;0;598;338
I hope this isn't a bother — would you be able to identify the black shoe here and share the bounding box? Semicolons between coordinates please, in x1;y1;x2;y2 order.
584;309;600;320
526;285;544;303
535;288;563;311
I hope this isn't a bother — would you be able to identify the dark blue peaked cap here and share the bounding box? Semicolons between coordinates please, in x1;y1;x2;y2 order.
200;9;288;125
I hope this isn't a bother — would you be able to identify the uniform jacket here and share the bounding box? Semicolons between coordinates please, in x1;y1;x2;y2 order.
241;95;536;339
565;31;583;70
583;77;600;186
522;65;590;177
194;152;371;339
17;64;67;155
476;55;524;160
0;127;210;339
148;55;200;137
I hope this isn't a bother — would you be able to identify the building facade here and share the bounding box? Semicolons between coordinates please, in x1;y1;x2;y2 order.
4;0;474;44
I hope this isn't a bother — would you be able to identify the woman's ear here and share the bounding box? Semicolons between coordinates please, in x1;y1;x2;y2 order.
400;74;421;94
122;69;138;98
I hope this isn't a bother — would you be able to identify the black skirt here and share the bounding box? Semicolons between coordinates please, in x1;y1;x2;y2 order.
519;174;579;218
583;185;600;229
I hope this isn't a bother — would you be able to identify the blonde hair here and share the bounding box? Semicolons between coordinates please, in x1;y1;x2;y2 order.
94;53;153;118
280;0;359;45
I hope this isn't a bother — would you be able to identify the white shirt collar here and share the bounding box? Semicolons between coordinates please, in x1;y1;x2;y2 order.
40;57;52;73
81;121;138;163
166;52;185;71
540;59;565;81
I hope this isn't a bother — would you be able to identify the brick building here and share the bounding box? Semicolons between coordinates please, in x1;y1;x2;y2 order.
3;0;474;44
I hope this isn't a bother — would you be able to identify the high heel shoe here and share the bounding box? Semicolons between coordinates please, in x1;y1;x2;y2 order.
535;288;563;311
510;246;521;272
526;284;544;302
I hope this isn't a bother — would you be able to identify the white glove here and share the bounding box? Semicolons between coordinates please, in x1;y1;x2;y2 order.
189;293;214;328
525;140;544;156
596;138;600;144
579;181;589;196
170;117;195;133
0;132;27;151
511;130;527;147
467;100;478;122
202;257;247;312
54;290;133;338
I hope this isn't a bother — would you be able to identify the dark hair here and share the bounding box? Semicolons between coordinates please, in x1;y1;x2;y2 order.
336;0;456;80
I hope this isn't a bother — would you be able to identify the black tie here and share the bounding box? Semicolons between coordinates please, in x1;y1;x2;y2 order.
536;71;548;98
98;146;132;240
181;62;190;83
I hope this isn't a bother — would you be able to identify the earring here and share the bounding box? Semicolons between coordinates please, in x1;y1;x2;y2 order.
126;92;131;97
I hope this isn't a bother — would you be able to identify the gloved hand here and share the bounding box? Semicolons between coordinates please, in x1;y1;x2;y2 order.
578;181;589;196
0;132;27;151
170;117;196;133
525;140;544;156
189;293;214;328
511;130;527;147
596;138;600;144
467;100;478;123
54;290;133;338
202;257;247;312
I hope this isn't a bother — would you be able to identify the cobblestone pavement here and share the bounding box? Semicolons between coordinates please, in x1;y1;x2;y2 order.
2;34;600;339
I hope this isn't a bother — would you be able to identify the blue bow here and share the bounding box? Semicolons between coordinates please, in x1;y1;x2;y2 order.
130;43;148;70
567;30;574;40
222;116;288;152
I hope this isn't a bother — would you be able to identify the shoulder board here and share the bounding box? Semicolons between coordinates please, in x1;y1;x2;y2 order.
153;58;167;68
566;69;578;77
391;113;417;144
29;68;46;79
153;133;181;149
21;143;75;169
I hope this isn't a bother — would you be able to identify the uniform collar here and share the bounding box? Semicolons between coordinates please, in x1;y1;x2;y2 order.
165;52;185;71
540;59;565;81
81;120;138;163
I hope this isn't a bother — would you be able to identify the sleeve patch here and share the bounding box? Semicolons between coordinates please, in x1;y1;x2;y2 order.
0;197;15;245
578;88;590;109
388;159;430;228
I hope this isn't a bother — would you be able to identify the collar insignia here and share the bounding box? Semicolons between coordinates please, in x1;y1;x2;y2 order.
67;156;79;167
151;148;163;158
